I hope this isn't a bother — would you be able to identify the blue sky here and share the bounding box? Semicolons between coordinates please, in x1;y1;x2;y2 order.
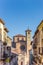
0;0;43;38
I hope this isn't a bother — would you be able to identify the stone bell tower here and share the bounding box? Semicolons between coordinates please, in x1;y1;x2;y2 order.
25;28;31;65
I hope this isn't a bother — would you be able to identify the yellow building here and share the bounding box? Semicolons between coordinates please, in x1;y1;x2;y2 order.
32;20;43;65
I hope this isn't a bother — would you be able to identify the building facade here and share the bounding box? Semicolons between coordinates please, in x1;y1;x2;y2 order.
12;29;32;65
0;19;12;65
32;20;43;65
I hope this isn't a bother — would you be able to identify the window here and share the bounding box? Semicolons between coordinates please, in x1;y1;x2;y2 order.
39;47;43;55
17;38;19;42
42;27;43;32
21;62;23;65
12;42;16;48
20;45;25;51
4;31;6;42
33;44;37;49
7;46;11;51
42;39;43;43
28;32;30;34
22;38;24;41
41;39;43;46
42;47;43;54
39;47;40;54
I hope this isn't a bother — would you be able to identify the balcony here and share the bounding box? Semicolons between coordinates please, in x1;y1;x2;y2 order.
3;42;7;46
33;44;37;49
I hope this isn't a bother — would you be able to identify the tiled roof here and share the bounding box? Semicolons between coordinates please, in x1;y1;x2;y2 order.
25;29;31;32
33;20;43;38
14;34;26;37
37;20;43;29
4;27;9;32
0;18;5;25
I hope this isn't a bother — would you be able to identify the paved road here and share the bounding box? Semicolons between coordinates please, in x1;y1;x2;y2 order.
0;61;4;65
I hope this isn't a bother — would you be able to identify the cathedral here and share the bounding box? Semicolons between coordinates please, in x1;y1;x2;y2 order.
12;29;32;65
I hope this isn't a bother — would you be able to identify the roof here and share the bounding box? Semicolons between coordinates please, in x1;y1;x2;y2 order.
14;34;26;37
33;29;39;38
33;20;43;38
30;41;33;45
0;18;5;25
25;29;31;32
37;20;43;29
4;27;9;32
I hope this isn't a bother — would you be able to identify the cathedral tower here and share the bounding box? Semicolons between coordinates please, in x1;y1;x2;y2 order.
25;28;32;64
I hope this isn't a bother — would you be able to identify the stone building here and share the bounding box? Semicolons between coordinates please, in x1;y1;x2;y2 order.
12;29;32;65
32;20;43;65
0;18;12;44
0;18;12;65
